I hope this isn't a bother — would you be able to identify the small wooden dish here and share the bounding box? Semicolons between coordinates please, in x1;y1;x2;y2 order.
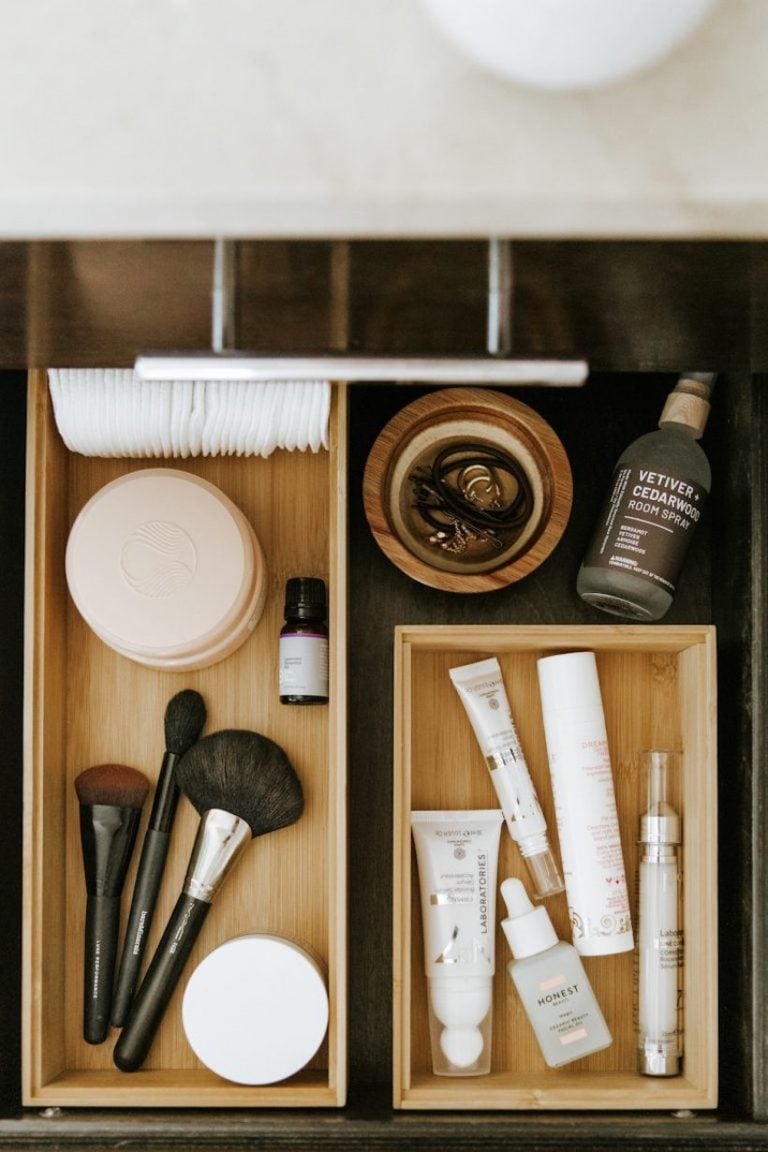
362;389;573;593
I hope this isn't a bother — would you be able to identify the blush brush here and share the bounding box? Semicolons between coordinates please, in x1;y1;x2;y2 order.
113;729;304;1072
75;763;150;1044
111;689;207;1028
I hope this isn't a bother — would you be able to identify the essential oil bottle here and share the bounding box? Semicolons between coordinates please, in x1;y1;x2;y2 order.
501;877;612;1068
577;373;714;621
279;577;329;705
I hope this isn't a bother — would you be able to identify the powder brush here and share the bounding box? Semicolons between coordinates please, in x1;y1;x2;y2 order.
113;729;304;1072
111;689;207;1028
75;763;150;1044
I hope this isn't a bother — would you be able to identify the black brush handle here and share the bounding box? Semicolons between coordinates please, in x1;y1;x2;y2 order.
83;894;121;1044
111;828;171;1028
113;893;210;1072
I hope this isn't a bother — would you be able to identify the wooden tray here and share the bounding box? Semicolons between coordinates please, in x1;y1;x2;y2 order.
22;371;347;1108
393;624;717;1111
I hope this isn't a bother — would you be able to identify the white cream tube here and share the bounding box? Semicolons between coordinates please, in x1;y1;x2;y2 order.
449;658;563;899
411;810;502;1077
536;650;634;957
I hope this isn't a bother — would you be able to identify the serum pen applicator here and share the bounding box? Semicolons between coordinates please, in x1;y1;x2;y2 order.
637;750;684;1076
449;657;564;900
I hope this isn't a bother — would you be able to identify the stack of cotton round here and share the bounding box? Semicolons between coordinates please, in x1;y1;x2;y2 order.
48;369;330;458
182;935;329;1085
66;469;267;671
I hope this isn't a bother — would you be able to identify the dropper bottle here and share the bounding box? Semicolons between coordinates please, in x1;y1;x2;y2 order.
577;373;714;621
637;750;683;1077
500;877;612;1068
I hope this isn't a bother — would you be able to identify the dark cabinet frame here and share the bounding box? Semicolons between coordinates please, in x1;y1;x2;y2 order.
0;240;765;1149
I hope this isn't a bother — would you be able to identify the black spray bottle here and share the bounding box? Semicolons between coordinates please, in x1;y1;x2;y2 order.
577;373;715;621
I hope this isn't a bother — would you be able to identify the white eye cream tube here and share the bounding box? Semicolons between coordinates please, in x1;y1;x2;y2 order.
449;658;564;899
411;810;503;1077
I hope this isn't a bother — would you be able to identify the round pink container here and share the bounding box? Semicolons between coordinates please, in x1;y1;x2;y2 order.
65;469;267;671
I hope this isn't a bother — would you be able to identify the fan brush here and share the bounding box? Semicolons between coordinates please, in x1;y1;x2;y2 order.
113;729;304;1072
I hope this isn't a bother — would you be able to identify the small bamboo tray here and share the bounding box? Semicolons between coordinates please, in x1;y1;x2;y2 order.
22;371;347;1108
393;624;717;1111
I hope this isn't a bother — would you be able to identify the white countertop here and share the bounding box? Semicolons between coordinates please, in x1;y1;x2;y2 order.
2;0;768;239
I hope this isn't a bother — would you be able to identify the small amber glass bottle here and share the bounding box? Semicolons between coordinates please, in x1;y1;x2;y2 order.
279;577;329;705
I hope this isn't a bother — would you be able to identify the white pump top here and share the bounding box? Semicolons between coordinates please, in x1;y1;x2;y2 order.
501;877;559;960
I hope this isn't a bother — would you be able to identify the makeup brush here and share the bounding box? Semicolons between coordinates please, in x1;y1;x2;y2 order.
111;689;207;1028
113;729;304;1072
75;763;150;1045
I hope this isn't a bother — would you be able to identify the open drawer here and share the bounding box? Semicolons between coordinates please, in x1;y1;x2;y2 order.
22;371;347;1107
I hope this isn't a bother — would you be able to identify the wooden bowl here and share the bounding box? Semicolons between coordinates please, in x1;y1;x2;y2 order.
362;388;573;593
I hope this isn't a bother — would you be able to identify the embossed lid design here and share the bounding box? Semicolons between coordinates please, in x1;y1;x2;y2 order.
66;468;266;670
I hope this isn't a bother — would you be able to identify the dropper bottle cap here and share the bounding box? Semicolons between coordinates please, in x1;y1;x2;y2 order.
500;877;558;960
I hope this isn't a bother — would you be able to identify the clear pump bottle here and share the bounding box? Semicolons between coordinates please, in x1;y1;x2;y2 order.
577;373;714;621
637;750;683;1077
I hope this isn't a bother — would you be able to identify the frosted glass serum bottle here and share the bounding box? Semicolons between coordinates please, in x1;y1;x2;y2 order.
577;373;714;621
501;878;612;1068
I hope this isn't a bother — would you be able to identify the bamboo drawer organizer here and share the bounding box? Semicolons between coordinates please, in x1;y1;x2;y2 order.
394;624;718;1111
22;371;347;1108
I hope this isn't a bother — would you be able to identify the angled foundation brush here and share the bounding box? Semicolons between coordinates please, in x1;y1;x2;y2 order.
75;763;150;1044
111;689;207;1028
113;729;304;1072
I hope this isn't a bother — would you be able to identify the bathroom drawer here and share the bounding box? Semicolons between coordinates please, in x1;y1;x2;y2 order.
22;371;347;1108
393;625;717;1111
0;234;764;1148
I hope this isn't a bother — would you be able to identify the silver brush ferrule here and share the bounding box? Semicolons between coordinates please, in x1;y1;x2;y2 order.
183;809;252;903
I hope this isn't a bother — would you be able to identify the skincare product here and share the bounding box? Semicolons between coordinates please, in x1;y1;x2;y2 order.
279;577;329;704
410;810;503;1076
501;877;612;1067
182;934;329;1085
449;658;563;898
536;651;633;956
66;469;267;671
577;373;714;621
638;750;683;1076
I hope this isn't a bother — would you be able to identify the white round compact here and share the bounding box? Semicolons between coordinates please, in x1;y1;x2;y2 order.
182;935;329;1085
66;469;267;671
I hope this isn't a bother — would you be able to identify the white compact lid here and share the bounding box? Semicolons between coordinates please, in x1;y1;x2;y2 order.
182;935;329;1085
66;469;261;662
537;650;603;714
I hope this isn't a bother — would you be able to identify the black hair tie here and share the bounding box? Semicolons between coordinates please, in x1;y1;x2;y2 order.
410;441;534;551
